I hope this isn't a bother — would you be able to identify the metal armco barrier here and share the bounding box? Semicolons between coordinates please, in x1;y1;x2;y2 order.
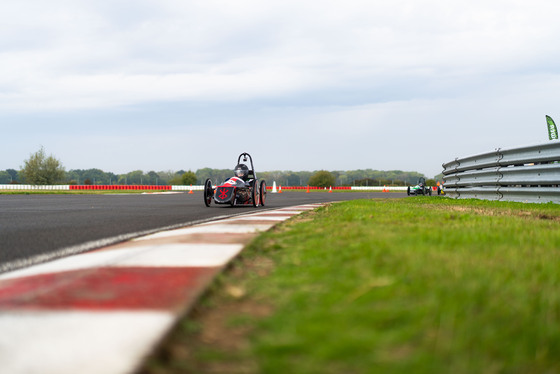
442;142;560;203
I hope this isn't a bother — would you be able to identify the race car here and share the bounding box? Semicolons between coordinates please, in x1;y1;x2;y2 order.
203;152;267;207
407;177;432;196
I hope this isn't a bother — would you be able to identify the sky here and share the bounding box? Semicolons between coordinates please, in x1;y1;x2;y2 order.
2;0;560;178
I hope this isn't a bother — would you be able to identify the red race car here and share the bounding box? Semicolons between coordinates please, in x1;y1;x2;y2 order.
204;152;267;207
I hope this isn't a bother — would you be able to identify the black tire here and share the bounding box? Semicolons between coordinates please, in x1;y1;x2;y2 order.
428;188;432;196
260;180;267;206
204;178;213;207
407;186;411;196
252;180;259;207
230;189;236;206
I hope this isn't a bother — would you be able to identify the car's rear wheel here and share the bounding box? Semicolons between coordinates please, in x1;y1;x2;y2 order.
259;180;267;206
252;181;259;207
204;178;213;207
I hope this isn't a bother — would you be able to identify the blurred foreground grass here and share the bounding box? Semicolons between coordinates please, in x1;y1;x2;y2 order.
143;197;560;374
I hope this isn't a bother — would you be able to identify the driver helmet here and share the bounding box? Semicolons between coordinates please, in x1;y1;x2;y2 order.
234;164;249;180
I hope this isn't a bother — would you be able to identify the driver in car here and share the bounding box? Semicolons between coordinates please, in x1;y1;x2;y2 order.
233;164;253;186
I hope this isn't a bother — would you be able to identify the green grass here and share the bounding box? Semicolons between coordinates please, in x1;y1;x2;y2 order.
143;197;560;374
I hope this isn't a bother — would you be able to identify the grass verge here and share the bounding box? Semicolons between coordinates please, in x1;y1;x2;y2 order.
141;197;560;374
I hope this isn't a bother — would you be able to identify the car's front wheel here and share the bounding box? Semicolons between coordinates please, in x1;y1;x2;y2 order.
259;180;267;206
204;179;213;207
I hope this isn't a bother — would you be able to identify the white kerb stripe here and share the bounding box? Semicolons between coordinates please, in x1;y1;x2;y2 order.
267;210;308;215
0;310;174;374
223;216;291;221
0;247;149;281
0;244;244;281
113;244;244;267
135;223;273;241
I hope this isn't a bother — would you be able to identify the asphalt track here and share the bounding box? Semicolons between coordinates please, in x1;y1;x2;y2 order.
0;191;405;272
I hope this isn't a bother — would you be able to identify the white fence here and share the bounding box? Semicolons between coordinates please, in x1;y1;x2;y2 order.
0;184;407;192
171;185;204;191
0;185;71;190
350;186;408;191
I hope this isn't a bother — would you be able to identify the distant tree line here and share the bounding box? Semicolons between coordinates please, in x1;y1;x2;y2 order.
2;167;431;186
200;169;428;187
2;168;199;186
2;167;428;187
1;147;431;186
263;169;428;187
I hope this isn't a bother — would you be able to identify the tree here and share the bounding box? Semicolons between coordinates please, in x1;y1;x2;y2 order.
6;169;18;183
123;170;144;184
156;170;176;185
0;171;11;184
146;171;159;185
285;172;300;186
67;168;114;185
426;179;437;187
308;170;336;188
165;170;196;185
182;170;197;185
20;147;65;185
196;168;231;185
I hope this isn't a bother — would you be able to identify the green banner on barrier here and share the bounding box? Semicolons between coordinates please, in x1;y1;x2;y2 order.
546;115;558;140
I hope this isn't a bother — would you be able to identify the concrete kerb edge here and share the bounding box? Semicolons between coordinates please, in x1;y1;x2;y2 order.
0;203;326;374
132;202;328;371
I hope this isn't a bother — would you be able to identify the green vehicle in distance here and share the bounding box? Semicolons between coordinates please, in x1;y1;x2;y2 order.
407;177;432;196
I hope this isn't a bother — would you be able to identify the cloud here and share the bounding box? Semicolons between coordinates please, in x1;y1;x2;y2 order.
2;0;560;111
